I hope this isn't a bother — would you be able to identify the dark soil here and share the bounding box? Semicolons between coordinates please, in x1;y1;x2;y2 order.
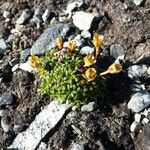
0;0;150;149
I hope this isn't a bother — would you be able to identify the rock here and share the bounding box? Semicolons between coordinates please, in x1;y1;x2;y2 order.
130;121;142;132
12;64;19;72
142;118;149;125
20;48;30;62
8;101;69;150
0;38;9;53
141;109;149;117
134;113;141;122
32;8;43;24
80;46;94;55
110;44;125;59
16;9;33;24
81;101;97;112
9;58;20;66
128;65;148;80
147;66;150;75
81;30;91;39
128;92;150;112
37;142;47;150
19;62;34;73
0;109;9;117
133;0;144;6
13;124;24;133
65;1;83;14
42;9;51;22
1;117;12;132
143;124;150;149
70;142;84;150
130;84;145;92
5;18;11;23
0;92;14;106
3;11;11;18
30;23;71;55
72;11;95;30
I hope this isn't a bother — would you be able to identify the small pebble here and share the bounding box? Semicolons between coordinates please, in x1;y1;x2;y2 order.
142;118;149;125
81;101;97;112
13;124;24;133
70;142;84;150
32;8;43;24
3;11;11;18
80;46;94;54
9;58;20;66
42;9;51;22
81;30;91;39
130;121;142;132
20;48;30;62
37;142;47;150
0;38;9;53
0;109;9;117
133;0;144;6
130;84;145;92
0;92;14;106
134;113;141;122
1;117;12;132
19;62;35;72
12;64;20;72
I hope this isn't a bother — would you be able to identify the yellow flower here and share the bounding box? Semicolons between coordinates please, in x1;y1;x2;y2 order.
67;41;76;53
55;37;63;49
28;56;41;68
93;33;104;57
100;63;122;76
84;54;96;67
85;68;97;82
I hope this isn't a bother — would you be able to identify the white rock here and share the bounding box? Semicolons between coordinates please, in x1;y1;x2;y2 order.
19;62;35;73
0;38;9;53
16;9;32;24
130;84;145;92
11;64;19;72
5;18;11;22
147;66;150;75
133;0;143;6
81;30;91;39
142;118;149;125
1;118;12;132
128;65;148;80
80;46;94;55
130;121;142;132
65;1;83;14
72;11;95;30
0;109;9;117
3;11;11;18
32;8;43;24
8;101;69;150
42;9;51;22
128;92;150;112
134;113;141;122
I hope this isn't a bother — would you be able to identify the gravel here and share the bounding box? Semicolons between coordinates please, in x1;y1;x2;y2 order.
0;38;9;54
0;92;14;106
81;101;97;112
130;121;142;132
42;9;51;22
20;48;30;62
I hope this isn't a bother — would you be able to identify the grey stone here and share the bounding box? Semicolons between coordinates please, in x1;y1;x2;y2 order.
134;113;141;123
9;58;20;66
16;9;33;24
110;44;125;59
0;92;14;106
13;124;24;133
3;11;11;18
81;101;97;112
81;30;91;39
130;121;142;132
1;117;12;132
72;11;95;30
0;109;9;117
0;38;9;53
70;143;84;150
42;9;51;22
133;0;144;6
8;100;69;150
32;8;43;24
30;23;71;55
128;65;148;80
80;46;94;55
128;92;150;112
130;84;145;92
20;48;30;62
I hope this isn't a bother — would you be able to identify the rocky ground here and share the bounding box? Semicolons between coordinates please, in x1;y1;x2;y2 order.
0;0;150;150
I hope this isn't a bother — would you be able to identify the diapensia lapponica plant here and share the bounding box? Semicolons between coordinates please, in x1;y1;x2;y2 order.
28;34;122;107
